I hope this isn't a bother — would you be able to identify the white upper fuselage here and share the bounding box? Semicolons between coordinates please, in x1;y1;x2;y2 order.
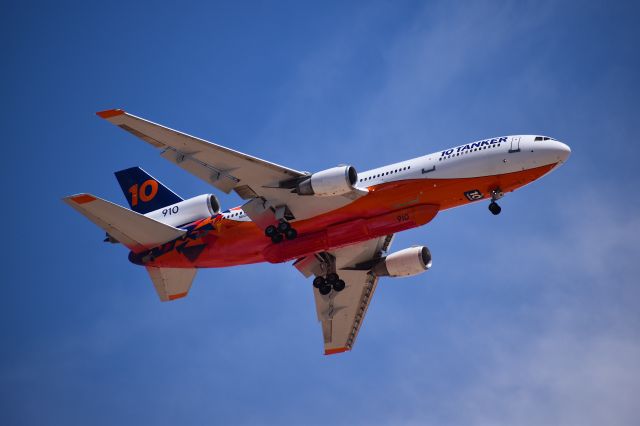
356;135;570;186
222;135;571;220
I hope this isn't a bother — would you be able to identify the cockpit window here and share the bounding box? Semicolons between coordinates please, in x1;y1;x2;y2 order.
534;136;556;141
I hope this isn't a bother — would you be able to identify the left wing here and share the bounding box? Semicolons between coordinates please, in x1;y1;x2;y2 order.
295;235;394;355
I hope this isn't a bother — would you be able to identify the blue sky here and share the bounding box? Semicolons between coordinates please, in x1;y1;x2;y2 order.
2;1;640;424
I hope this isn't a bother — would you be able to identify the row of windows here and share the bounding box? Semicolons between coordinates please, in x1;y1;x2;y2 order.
226;211;244;218
439;143;501;161
359;165;411;182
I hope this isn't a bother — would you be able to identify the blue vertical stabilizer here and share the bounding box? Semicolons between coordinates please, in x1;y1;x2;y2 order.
114;167;183;214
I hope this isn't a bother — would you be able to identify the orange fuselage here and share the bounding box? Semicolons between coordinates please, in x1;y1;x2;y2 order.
138;163;556;269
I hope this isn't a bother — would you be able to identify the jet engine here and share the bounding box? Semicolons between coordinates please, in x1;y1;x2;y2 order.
296;165;358;196
145;194;221;227
372;246;432;277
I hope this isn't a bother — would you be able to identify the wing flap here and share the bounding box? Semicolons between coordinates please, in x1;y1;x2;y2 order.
159;147;239;193
63;193;186;252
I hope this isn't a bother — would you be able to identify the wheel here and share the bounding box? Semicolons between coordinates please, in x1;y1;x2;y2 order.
271;233;284;244
319;285;332;296
265;225;278;237
285;228;298;240
332;279;346;292
277;221;291;233
326;272;339;283
313;276;326;288
489;201;502;215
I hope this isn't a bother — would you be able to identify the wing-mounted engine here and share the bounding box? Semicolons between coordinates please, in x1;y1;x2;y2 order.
145;194;221;228
372;246;432;277
295;166;358;196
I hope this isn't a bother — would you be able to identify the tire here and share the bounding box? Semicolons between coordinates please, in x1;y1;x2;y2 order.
271;233;284;244
277;221;291;233
326;272;339;283
285;228;298;240
313;276;325;288
333;279;346;292
319;285;332;296
489;202;502;215
265;225;277;237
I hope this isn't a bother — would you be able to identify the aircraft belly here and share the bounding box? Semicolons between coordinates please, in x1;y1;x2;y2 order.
141;164;556;269
263;204;439;263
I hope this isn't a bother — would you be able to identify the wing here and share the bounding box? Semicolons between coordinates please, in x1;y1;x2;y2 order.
97;109;359;223
294;235;395;355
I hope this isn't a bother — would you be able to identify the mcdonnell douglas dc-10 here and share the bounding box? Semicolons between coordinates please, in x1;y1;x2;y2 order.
64;109;571;355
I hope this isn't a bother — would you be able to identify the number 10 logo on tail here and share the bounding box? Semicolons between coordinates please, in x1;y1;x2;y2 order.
128;179;159;206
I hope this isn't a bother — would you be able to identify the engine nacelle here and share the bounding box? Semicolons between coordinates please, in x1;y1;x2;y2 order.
372;246;432;278
296;165;358;196
145;194;221;227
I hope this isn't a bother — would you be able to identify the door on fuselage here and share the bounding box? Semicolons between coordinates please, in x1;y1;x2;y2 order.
508;136;521;153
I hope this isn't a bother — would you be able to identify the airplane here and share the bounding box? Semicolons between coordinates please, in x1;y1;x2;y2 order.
64;109;571;355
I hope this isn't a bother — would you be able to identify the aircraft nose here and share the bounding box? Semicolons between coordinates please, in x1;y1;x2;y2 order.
554;140;571;163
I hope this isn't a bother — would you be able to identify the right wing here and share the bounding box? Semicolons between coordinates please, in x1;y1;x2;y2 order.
97;109;305;195
96;109;360;224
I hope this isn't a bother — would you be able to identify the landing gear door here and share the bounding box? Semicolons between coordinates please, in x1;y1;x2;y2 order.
242;197;277;230
509;136;521;153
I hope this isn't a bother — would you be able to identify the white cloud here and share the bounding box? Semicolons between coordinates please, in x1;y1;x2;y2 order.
388;188;640;426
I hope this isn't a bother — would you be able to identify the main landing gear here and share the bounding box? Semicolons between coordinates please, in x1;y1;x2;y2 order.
313;272;346;295
488;188;504;215
265;220;298;243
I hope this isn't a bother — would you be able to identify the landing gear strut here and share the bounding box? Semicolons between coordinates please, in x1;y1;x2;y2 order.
265;220;298;243
488;188;504;216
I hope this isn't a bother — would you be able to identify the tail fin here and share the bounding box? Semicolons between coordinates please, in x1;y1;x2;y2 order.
63;193;186;252
114;167;183;214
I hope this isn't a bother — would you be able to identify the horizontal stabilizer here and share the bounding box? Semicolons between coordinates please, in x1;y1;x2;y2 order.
63;193;186;252
146;267;196;301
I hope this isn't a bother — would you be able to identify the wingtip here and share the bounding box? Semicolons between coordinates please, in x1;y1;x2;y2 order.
168;292;188;301
66;194;96;204
324;347;350;356
96;109;125;119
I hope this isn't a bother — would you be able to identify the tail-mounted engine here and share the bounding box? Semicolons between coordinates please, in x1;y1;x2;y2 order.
373;246;432;277
295;165;358;196
145;194;221;228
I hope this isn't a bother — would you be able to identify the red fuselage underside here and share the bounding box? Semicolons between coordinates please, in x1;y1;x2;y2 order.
142;164;555;268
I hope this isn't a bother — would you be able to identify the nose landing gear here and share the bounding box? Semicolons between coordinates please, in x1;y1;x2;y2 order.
488;201;502;215
488;188;504;215
265;220;298;243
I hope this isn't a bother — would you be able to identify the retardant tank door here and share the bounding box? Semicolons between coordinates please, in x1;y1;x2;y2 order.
509;136;521;153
